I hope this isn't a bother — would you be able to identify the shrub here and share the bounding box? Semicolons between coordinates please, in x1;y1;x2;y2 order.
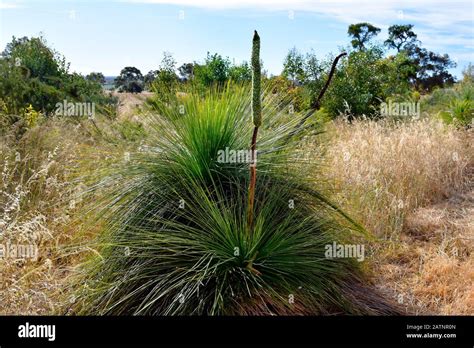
193;53;231;87
423;81;474;128
439;99;473;128
0;36;116;130
71;83;396;315
267;75;309;112
321;48;412;118
1;36;67;82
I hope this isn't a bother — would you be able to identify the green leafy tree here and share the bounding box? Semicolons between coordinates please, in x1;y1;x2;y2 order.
194;52;231;86
321;47;411;117
150;52;179;103
407;46;456;91
144;70;159;89
282;47;306;85
380;51;416;95
384;24;456;91
304;49;324;82
178;63;194;81
303;50;326;107
1;35;69;115
0;35;113;130
462;63;474;84
385;24;418;52
228;61;252;82
1;35;67;83
64;72;103;100
157;52;178;84
115;66;144;93
348;23;381;50
0;58;44;117
86;72;106;85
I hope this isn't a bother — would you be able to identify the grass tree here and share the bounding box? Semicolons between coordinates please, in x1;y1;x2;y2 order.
70;31;400;316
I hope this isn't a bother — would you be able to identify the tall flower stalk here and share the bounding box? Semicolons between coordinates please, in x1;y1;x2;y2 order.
247;30;261;231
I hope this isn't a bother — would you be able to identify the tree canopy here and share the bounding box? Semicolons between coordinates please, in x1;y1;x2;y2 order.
348;23;381;50
114;66;144;93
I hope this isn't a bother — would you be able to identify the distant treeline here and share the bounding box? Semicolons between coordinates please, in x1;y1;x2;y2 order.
0;22;471;132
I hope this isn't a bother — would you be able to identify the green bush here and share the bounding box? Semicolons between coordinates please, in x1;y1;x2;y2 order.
321;48;412;118
0;35;116;130
193;53;231;87
267;75;310;112
422;81;474;127
439;99;473;128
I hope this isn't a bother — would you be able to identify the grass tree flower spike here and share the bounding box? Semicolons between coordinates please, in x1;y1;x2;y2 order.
247;30;261;231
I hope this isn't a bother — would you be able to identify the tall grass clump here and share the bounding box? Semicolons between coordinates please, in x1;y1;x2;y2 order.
70;82;401;315
0;119;90;314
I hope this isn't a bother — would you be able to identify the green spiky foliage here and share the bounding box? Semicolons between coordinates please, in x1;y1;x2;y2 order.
439;99;474;128
71;82;396;315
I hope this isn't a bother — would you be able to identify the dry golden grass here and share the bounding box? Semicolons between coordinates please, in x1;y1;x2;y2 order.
324;117;473;314
114;91;153;120
1;115;472;315
0;120;96;314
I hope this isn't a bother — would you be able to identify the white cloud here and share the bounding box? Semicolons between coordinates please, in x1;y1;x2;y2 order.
120;0;469;31
118;0;473;29
121;0;473;60
119;0;471;18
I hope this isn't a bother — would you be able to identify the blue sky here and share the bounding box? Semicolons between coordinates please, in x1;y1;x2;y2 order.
0;0;473;78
